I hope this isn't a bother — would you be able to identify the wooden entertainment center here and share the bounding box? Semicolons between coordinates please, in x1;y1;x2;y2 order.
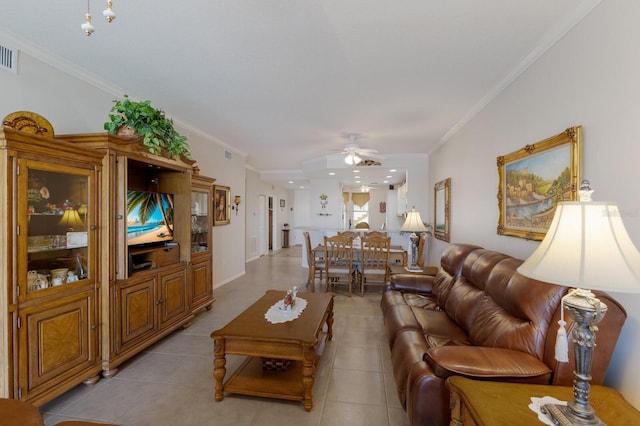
0;125;215;406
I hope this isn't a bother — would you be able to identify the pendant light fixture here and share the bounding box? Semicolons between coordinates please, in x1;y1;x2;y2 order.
81;0;116;36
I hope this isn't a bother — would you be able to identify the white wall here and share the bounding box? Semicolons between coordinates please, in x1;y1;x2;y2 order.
245;169;290;260
428;0;640;408
190;141;247;288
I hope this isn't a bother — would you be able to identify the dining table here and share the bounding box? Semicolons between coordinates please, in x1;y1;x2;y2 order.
309;244;406;292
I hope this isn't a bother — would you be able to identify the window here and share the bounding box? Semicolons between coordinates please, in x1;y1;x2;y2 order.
351;192;370;227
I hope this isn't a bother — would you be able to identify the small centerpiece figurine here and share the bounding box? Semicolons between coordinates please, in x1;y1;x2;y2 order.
282;286;298;310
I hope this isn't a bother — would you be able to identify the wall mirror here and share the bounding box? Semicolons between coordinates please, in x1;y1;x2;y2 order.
434;178;451;242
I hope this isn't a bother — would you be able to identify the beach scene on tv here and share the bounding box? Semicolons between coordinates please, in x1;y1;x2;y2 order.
127;190;174;246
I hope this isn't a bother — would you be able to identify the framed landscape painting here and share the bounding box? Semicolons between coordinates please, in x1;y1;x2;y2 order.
213;185;230;226
497;126;582;241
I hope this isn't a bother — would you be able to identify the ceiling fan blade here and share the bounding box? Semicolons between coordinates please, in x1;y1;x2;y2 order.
356;148;380;154
358;151;384;159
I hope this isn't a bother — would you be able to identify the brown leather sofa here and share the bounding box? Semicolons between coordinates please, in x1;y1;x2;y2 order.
382;243;627;426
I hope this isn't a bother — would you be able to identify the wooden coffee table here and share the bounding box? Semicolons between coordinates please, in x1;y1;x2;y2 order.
210;290;334;411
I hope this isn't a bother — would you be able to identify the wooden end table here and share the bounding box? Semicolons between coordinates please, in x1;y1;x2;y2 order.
211;290;334;411
446;376;640;425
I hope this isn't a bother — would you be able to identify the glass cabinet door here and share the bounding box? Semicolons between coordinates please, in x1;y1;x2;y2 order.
191;190;209;253
21;160;93;295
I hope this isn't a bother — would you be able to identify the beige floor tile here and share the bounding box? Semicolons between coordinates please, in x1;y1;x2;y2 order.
333;345;383;372
388;406;411;426
326;369;386;406
320;400;389;426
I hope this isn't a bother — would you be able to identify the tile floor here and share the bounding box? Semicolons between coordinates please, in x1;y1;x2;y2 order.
40;246;409;426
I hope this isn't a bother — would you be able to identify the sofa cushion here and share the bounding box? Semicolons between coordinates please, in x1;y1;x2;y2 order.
391;329;429;407
412;308;468;345
470;258;565;359
424;346;552;383
403;293;440;310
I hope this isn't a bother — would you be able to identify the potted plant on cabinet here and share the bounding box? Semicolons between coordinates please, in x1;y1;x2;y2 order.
104;94;192;160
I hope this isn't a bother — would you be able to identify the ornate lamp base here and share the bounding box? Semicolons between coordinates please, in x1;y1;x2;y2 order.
541;403;605;426
408;232;419;268
542;288;608;426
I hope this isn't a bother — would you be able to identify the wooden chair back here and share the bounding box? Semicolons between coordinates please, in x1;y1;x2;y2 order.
416;233;428;267
304;231;323;289
366;230;387;238
324;234;355;297
338;230;360;240
355;222;369;229
360;235;391;296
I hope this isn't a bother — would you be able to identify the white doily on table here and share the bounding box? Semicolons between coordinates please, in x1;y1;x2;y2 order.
265;297;308;324
528;396;568;425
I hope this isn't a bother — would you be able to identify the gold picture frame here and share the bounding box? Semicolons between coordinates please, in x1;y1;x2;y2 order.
434;178;451;242
497;126;582;241
213;185;230;226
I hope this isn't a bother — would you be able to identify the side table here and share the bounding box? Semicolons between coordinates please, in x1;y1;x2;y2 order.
388;264;438;276
446;376;640;426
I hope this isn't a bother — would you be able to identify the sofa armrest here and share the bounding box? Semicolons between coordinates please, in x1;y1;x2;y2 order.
389;273;435;295
424;346;552;381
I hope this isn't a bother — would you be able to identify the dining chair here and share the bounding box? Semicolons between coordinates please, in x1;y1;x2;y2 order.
360;235;391;296
354;222;369;229
324;234;356;297
303;231;323;291
366;230;387;238
338;230;361;240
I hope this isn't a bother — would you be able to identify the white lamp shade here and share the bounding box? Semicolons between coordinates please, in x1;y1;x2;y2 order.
401;209;428;233
517;201;640;293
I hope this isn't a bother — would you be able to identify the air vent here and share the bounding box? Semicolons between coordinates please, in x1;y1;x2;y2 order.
224;150;232;160
0;44;17;73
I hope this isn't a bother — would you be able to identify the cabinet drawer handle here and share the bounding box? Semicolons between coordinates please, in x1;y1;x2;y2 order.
91;324;97;330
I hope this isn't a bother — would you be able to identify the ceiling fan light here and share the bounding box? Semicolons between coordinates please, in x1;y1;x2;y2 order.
345;153;361;165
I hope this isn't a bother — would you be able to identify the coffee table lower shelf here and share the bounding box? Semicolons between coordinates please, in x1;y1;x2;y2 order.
225;356;306;401
223;331;327;406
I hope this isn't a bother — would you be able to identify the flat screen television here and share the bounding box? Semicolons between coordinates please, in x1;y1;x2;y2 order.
126;189;174;246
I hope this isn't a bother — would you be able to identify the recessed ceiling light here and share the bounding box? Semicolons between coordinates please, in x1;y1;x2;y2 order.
355;180;361;183
329;172;335;176
299;186;305;189
354;176;360;179
353;170;360;173
389;169;396;172
386;175;392;178
288;181;294;184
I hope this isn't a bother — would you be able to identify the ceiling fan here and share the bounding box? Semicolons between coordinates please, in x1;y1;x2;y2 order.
339;133;384;165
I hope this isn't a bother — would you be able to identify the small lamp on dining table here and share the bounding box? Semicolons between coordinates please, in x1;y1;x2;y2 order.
401;207;428;271
517;180;640;425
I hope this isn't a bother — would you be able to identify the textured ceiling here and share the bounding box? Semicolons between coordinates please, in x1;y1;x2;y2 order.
0;0;598;187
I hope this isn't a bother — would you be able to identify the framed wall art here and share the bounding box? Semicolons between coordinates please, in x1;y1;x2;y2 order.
434;178;451;242
213;185;230;226
497;126;582;241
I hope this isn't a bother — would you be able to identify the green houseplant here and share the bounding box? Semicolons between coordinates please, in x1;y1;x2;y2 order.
104;95;192;159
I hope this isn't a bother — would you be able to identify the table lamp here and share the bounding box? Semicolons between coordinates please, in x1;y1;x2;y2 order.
517;180;640;425
401;207;428;271
59;208;84;231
